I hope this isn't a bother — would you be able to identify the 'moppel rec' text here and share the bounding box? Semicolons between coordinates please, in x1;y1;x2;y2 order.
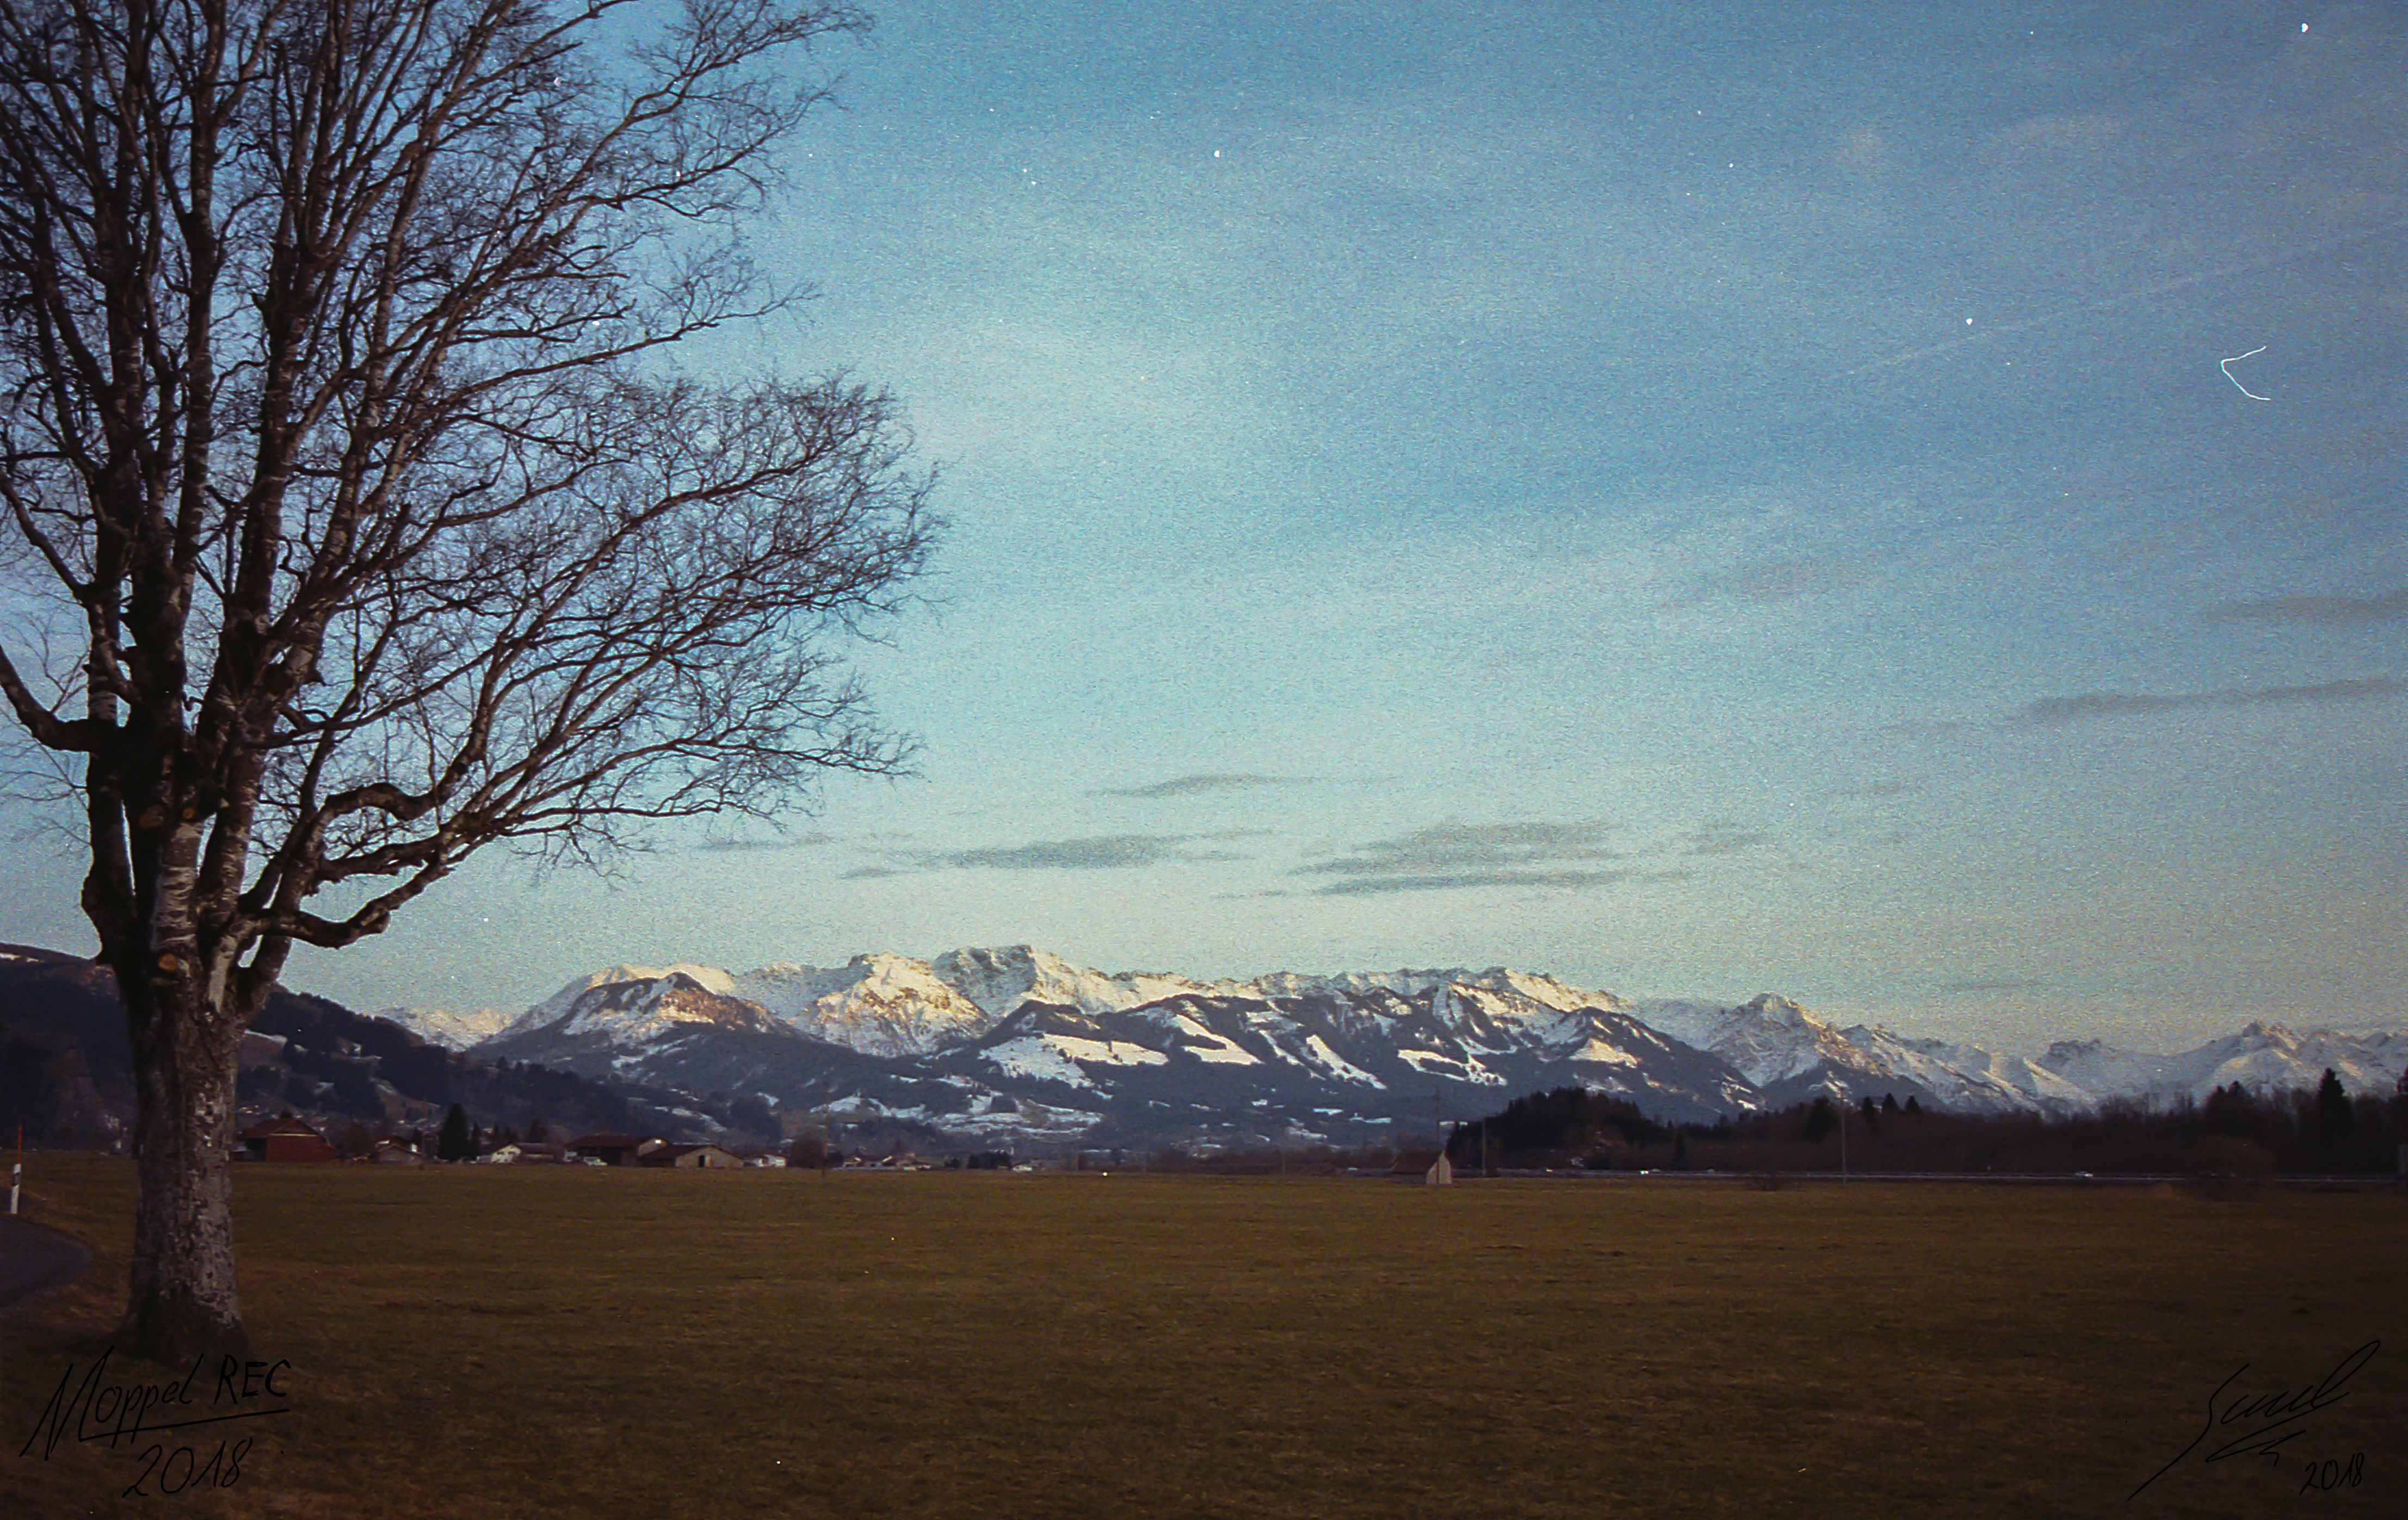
16;1345;292;1496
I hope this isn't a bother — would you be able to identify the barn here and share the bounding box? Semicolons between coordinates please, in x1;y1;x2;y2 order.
236;1115;340;1164
639;1143;743;1169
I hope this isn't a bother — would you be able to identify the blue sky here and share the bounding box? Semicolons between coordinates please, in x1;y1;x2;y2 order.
3;0;2400;1051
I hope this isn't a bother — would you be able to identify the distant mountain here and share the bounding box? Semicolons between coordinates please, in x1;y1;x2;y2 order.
463;950;1762;1140
19;935;2398;1157
2042;1022;2408;1108
447;945;2408;1148
1636;993;2096;1117
0;943;712;1149
371;1004;517;1049
736;953;1001;1056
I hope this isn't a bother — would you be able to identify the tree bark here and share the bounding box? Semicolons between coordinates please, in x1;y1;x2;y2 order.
119;959;251;1362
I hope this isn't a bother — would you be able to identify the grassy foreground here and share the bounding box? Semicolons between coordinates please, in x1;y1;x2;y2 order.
3;1158;2400;1518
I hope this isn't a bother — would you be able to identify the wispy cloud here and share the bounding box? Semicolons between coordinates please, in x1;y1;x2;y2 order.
1941;976;2052;994
2007;677;2401;726
930;832;1246;872
2202;588;2408;626
1297;819;1662;895
1091;773;1301;799
1669;824;1769;858
1300;820;1616;875
1293;818;1776;895
1314;867;1691;897
694;831;835;854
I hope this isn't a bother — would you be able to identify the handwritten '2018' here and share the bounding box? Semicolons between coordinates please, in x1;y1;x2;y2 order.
2298;1451;2366;1494
122;1435;251;1497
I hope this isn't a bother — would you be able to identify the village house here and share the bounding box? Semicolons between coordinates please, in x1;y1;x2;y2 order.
236;1115;340;1164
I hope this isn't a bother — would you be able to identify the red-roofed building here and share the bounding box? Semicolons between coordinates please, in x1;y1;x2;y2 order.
237;1115;339;1164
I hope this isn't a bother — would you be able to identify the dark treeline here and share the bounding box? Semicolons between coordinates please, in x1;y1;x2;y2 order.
1446;1076;2405;1177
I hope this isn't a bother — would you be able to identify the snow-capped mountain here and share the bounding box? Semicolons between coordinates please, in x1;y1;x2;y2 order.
1826;1027;2097;1117
387;946;2405;1147
929;944;1218;1020
369;1004;517;1050
503;962;740;1038
936;977;1757;1123
455;949;1759;1136
732;953;997;1057
1638;994;1855;1089
2042;1022;2407;1107
1631;993;2097;1116
478;970;787;1078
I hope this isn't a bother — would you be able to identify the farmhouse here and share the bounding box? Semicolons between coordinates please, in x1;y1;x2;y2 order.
639;1143;742;1169
236;1115;339;1164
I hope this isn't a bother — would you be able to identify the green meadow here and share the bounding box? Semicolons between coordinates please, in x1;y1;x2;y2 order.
3;1157;2400;1518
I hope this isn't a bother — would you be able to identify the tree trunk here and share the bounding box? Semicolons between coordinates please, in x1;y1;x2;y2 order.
120;965;251;1364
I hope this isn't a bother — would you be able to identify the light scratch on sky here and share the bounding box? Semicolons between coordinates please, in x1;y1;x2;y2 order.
1843;223;2397;379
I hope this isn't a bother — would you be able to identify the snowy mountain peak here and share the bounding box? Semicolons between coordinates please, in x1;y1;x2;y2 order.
732;954;992;1058
497;962;738;1040
1452;967;1631;1016
1736;992;1817;1025
1248;967;1453;1000
370;1004;516;1051
928;944;1208;1021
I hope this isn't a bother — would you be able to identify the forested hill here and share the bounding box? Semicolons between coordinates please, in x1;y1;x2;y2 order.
0;943;699;1148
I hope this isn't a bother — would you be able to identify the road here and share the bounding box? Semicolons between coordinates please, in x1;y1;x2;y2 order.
0;1215;92;1314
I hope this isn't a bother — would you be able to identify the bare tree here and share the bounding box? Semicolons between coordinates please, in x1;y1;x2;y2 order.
0;0;933;1360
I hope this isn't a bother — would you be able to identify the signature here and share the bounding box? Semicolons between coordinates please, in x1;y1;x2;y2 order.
2129;1339;2379;1503
16;1345;292;1498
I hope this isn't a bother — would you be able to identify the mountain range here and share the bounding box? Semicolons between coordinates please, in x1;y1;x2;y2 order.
384;946;2407;1148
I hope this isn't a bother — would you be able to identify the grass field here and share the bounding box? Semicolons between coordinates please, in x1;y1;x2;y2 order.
3;1157;2401;1518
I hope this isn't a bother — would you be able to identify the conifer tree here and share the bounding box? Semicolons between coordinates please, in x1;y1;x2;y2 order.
2316;1069;2355;1145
